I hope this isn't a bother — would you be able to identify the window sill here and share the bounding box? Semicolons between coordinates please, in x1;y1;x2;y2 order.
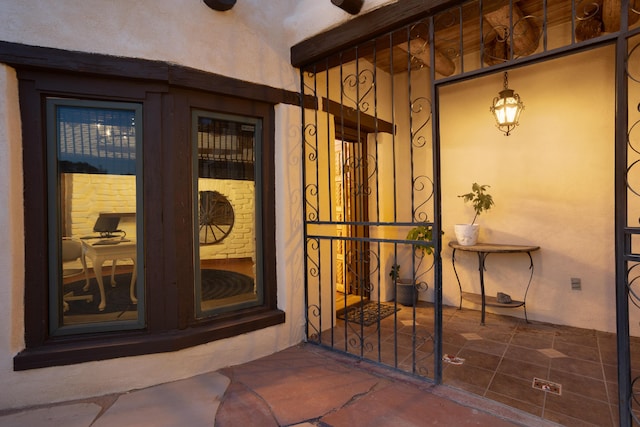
14;309;285;371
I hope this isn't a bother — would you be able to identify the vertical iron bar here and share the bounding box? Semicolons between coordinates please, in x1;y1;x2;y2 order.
509;0;514;61
390;29;399;369
313;63;323;347
409;21;424;374
458;5;464;73
300;67;310;343
372;38;383;362
571;0;576;45
326;58;337;350
542;0;548;53
339;55;349;353
479;0;484;70
356;45;366;358
391;31;398;224
617;2;632;425
429;13;443;385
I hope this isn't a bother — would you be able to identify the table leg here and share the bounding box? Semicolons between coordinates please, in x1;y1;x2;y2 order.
129;256;138;304
81;251;90;291
91;257;107;311
450;248;463;310
478;252;487;325
110;259;118;286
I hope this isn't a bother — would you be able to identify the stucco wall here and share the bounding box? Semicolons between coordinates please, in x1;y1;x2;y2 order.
0;0;326;410
0;0;396;92
0;0;627;411
439;46;618;333
0;64;304;409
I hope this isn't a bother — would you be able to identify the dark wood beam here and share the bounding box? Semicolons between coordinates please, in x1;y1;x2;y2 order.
323;98;394;135
0;41;304;107
290;0;463;68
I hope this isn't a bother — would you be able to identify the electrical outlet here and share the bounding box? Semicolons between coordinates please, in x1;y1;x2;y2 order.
571;277;581;290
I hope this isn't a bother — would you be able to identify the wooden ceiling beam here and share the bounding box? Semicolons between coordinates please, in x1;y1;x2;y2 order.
291;0;463;68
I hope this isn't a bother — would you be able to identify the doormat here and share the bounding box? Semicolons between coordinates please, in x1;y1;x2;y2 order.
336;301;399;326
532;378;562;395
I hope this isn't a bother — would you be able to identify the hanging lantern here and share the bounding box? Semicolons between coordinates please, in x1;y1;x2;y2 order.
490;71;524;136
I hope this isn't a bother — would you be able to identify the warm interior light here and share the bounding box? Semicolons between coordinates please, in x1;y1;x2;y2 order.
490;72;524;136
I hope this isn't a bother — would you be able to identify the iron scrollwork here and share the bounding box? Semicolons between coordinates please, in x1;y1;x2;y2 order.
342;68;375;113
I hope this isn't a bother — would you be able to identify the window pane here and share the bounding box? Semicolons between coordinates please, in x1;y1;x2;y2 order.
47;99;144;334
193;111;261;316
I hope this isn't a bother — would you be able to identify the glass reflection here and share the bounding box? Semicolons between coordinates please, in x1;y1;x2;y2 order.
193;111;261;316
49;100;143;332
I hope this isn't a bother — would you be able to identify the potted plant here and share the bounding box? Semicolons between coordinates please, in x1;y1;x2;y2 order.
390;223;435;306
454;182;494;246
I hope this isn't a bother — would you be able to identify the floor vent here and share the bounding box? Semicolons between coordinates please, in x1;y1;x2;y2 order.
532;378;562;395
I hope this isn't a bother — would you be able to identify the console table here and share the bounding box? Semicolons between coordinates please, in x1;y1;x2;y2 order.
81;239;138;311
448;242;540;325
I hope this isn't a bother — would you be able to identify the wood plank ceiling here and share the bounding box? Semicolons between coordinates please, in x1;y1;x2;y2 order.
360;0;634;76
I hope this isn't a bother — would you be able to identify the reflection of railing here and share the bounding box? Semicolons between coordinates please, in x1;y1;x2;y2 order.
57;106;138;175
198;118;255;180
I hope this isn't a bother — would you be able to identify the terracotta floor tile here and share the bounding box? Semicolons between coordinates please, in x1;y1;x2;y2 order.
484;390;543;417
550;357;604;380
496;358;549;381
553;340;602;362
554;327;599;348
443;363;494;391
548;369;610;403
319;303;624;425
602;363;618;384
488;373;545;407
457;347;502;371
475;328;514;343
510;331;554;349
600;345;617;365
462;337;508;357
543;409;607;427
544;390;614;426
503;344;551;367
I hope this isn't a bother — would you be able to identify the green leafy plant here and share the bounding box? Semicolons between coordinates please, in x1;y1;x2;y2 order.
406;224;434;256
458;182;494;225
389;263;401;280
389;223;435;280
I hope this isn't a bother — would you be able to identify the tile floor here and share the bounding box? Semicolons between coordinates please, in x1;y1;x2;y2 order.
323;301;631;427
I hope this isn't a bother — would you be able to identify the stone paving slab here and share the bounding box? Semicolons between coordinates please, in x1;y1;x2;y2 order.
319;380;519;426
0;344;562;427
92;371;229;427
220;347;384;426
217;344;561;427
0;403;101;427
214;381;279;427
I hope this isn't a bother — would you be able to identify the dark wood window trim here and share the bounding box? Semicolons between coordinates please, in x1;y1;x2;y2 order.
0;40;301;107
290;0;461;68
8;44;285;371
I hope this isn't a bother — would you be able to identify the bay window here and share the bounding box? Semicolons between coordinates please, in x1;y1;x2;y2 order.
11;46;285;370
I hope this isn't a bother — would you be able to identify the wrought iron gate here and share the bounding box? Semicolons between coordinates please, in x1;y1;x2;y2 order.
301;45;440;378
300;1;640;424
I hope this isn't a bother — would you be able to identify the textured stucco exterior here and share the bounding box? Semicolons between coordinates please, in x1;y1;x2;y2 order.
1;0;623;412
0;0;396;410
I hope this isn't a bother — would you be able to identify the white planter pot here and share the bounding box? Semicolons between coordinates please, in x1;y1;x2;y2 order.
454;224;479;246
